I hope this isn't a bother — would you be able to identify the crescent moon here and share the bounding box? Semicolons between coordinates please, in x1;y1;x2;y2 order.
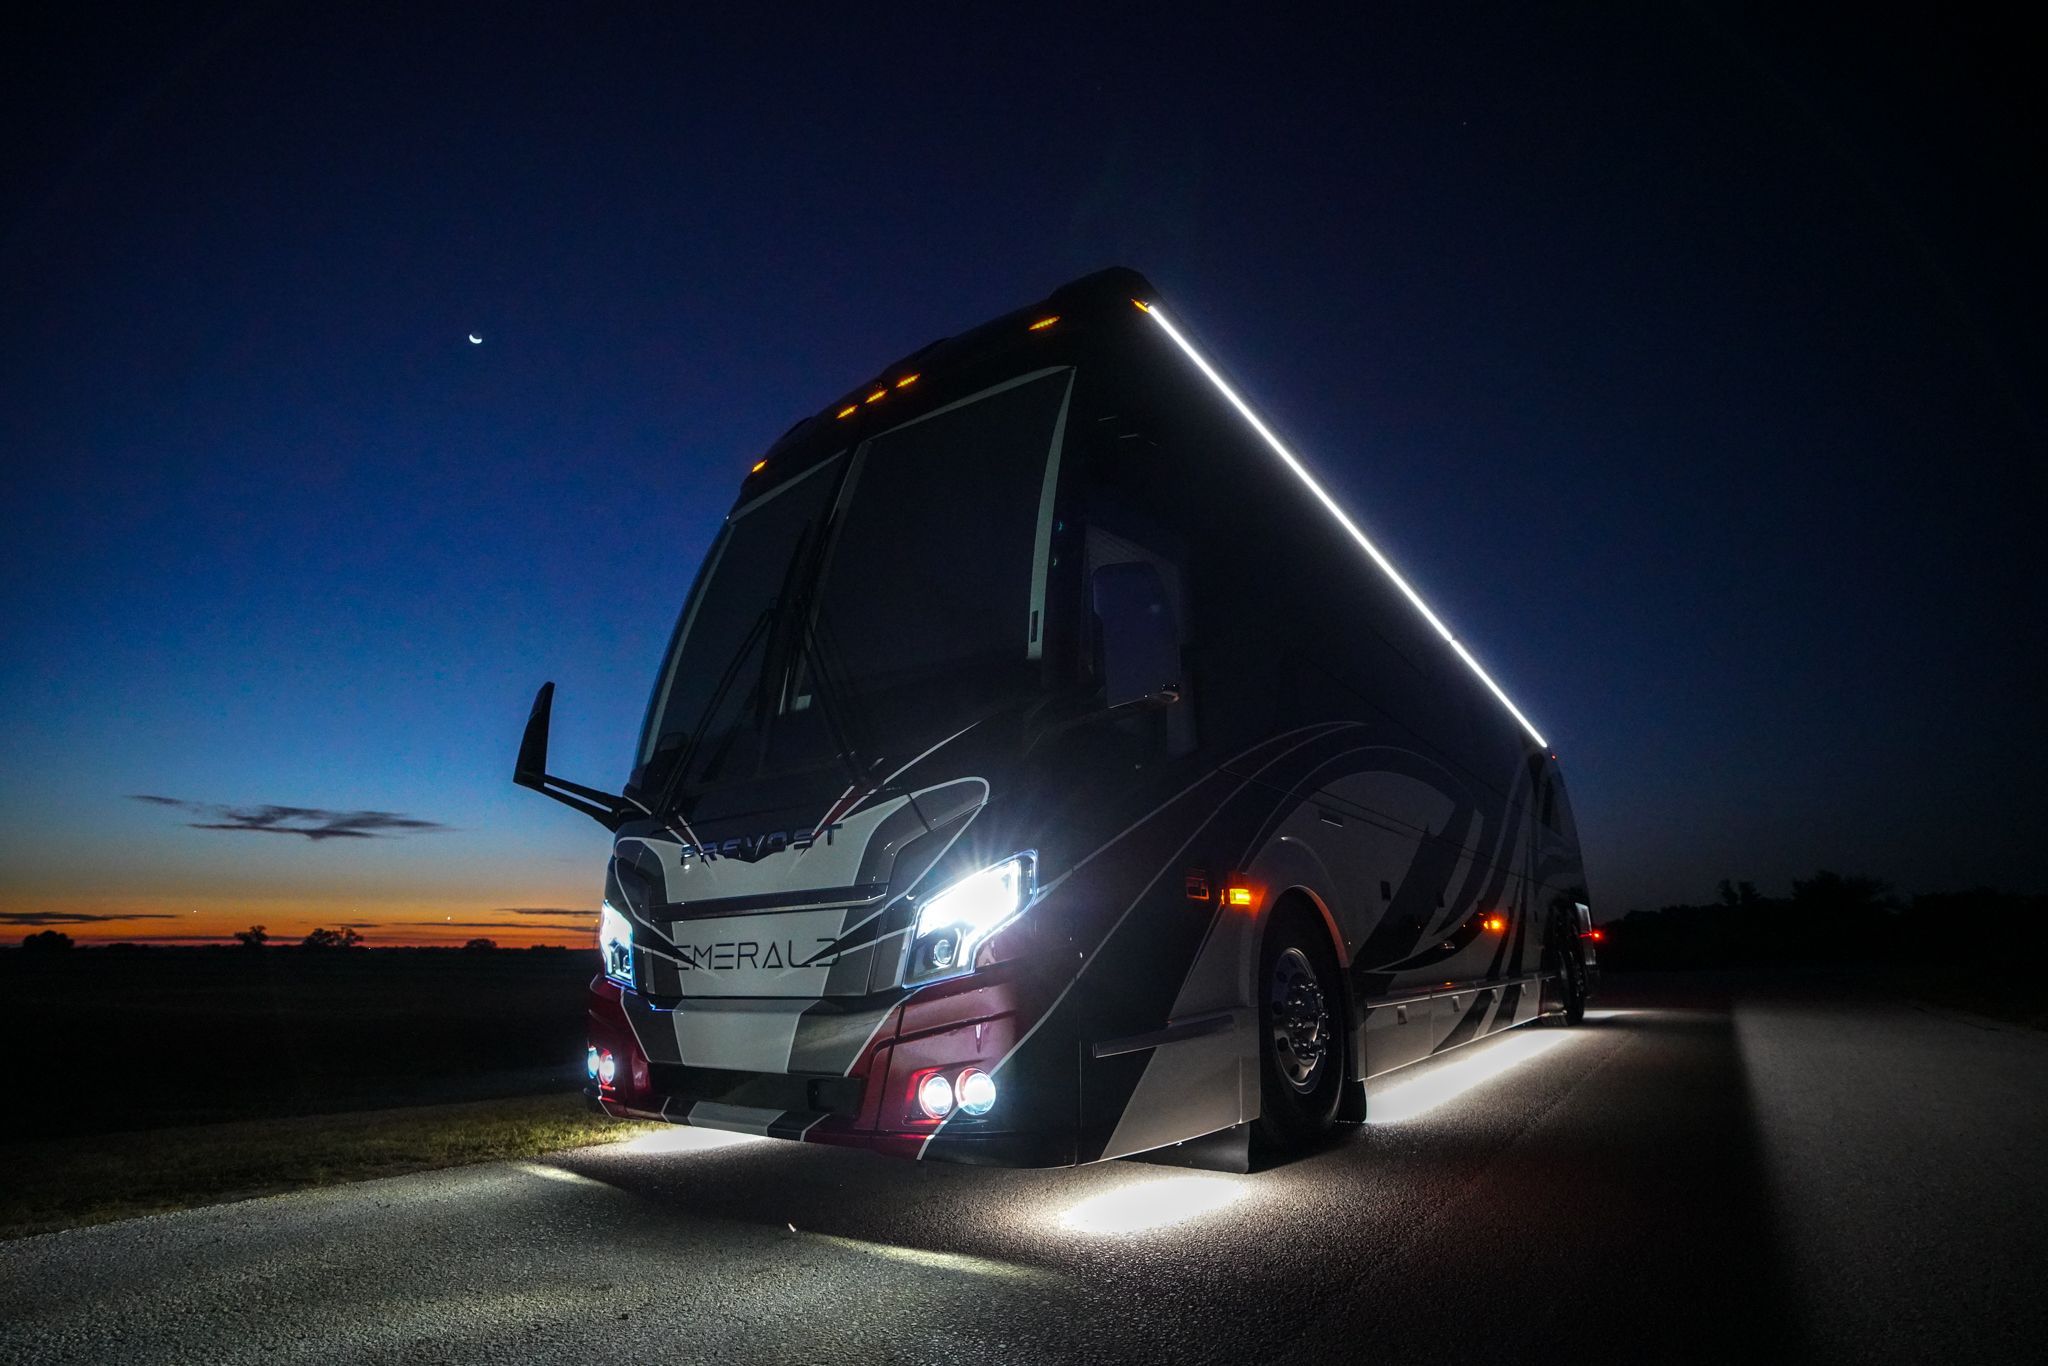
468;334;483;344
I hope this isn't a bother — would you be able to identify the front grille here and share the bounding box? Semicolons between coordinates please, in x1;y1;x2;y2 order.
646;1063;863;1117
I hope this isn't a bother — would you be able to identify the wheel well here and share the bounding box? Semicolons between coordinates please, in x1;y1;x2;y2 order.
1267;886;1346;971
1265;886;1353;1017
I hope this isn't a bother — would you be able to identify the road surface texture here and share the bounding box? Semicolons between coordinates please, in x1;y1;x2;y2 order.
3;973;2042;1365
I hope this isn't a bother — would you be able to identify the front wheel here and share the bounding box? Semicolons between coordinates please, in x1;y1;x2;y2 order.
1255;909;1345;1152
1553;943;1587;1026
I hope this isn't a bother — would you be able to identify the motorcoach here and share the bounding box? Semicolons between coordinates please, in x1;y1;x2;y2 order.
515;267;1595;1167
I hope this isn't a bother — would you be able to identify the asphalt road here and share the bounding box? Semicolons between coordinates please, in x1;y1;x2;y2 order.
4;974;2042;1365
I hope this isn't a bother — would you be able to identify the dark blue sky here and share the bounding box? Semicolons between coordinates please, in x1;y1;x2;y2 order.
3;4;2041;938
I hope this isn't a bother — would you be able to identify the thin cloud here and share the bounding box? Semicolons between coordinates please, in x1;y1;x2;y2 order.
435;920;595;931
1;911;179;926
493;908;599;918
128;795;450;842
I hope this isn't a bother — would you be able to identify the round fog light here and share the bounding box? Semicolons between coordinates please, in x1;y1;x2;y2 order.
917;1072;955;1120
957;1068;997;1116
585;1046;601;1080
597;1050;618;1086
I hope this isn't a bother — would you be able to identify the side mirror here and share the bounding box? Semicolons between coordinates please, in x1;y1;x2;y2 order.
1092;561;1182;710
512;681;643;830
514;681;555;789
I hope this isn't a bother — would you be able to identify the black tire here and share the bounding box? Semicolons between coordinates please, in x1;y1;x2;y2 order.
1553;939;1588;1026
1255;907;1346;1152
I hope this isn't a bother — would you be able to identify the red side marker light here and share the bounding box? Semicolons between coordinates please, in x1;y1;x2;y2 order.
1582;928;1605;942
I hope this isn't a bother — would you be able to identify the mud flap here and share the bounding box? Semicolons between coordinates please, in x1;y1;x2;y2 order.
1336;1077;1368;1124
1126;1120;1253;1174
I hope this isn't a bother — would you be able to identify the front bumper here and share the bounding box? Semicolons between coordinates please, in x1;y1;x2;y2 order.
582;972;1079;1166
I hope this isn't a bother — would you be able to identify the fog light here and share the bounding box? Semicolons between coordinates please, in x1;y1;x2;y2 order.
597;1050;618;1086
917;1072;955;1120
585;1047;601;1080
957;1068;997;1116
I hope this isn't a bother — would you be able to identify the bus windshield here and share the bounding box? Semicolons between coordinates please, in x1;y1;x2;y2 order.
631;366;1073;802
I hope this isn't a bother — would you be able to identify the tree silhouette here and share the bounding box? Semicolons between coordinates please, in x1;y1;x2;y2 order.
21;929;74;952
461;937;498;953
1717;879;1762;907
233;925;269;949
301;927;364;950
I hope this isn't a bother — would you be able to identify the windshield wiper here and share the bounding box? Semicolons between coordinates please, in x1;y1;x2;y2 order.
652;519;829;819
789;592;890;799
649;603;777;821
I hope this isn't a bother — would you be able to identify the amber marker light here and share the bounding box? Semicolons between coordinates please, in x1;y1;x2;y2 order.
895;373;920;388
1027;315;1059;330
1484;914;1507;933
836;404;858;419
1131;299;1151;312
750;459;767;474
1224;884;1257;910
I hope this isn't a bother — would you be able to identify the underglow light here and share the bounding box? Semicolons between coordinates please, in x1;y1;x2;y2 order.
813;1235;1049;1282
1028;314;1060;330
1058;1174;1244;1235
617;1127;764;1155
516;1162;606;1187
1141;304;1549;749
1367;1030;1569;1123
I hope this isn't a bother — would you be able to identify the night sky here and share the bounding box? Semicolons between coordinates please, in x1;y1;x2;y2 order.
4;5;2040;945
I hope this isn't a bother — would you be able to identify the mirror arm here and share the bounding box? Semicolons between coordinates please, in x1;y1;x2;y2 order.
513;681;645;831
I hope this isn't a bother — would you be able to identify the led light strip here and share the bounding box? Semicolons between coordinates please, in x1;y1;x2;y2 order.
1141;303;1549;750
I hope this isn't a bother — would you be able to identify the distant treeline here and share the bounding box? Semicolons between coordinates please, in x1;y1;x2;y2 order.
13;934;580;954
1601;872;2048;971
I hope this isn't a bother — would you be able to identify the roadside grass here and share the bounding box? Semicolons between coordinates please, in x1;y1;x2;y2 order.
0;1092;661;1240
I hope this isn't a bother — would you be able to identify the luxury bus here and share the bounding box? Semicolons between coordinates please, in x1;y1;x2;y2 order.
514;267;1595;1168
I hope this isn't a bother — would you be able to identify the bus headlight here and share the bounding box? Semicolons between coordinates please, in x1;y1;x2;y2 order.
907;854;1035;984
599;901;635;987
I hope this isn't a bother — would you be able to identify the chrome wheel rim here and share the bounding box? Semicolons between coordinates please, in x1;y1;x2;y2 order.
1269;946;1332;1093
